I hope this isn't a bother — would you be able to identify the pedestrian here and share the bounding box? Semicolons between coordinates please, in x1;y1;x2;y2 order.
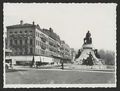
61;60;64;70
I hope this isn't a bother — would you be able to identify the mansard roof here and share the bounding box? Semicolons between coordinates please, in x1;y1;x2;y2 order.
6;21;61;42
6;23;35;29
42;28;61;42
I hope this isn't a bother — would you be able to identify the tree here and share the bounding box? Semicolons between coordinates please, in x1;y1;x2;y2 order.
98;49;115;65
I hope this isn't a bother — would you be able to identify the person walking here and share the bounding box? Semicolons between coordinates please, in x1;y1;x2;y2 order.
61;59;64;70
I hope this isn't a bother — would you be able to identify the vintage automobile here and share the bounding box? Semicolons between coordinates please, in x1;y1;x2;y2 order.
5;59;12;71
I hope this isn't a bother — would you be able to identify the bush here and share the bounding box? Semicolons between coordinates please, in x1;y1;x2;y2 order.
98;49;115;65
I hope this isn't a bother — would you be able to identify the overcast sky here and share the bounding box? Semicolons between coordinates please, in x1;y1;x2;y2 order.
4;3;117;51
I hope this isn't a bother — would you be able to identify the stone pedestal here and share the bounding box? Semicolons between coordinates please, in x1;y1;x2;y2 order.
75;31;103;66
75;44;102;65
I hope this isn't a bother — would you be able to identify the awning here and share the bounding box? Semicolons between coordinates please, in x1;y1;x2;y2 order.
5;49;12;53
41;56;53;63
8;56;54;63
10;56;33;61
34;56;53;63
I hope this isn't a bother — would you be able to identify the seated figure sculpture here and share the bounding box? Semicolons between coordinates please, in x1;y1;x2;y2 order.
84;31;92;44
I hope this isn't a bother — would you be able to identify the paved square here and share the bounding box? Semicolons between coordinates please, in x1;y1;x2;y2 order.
5;66;115;84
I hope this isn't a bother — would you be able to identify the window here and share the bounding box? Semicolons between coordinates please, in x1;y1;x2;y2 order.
29;31;32;35
38;49;40;54
25;39;27;44
10;32;12;34
20;31;22;33
30;39;32;45
15;31;17;34
25;48;27;54
36;40;37;45
39;41;40;46
39;49;41;54
30;48;33;54
36;32;40;37
10;39;12;45
14;40;17;45
37;33;39;37
36;32;37;36
37;40;39;45
25;30;27;33
22;48;25;55
20;40;22;45
16;48;19;55
19;49;22;55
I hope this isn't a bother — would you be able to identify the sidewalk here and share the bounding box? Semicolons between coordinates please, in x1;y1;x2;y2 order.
12;64;115;73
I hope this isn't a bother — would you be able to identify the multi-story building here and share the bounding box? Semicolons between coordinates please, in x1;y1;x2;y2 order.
5;37;12;56
5;37;13;66
6;20;71;65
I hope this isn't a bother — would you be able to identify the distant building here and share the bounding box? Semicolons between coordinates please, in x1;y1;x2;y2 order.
70;48;76;63
6;20;71;65
60;40;71;60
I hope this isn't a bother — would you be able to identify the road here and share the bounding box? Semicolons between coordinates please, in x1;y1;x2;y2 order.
5;65;115;84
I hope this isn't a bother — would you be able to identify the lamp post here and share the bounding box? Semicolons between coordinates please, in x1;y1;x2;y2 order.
61;51;64;70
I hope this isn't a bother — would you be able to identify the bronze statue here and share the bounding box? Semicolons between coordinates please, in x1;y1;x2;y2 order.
84;31;92;44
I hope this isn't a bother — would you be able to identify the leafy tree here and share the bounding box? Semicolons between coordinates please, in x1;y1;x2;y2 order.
98;49;115;65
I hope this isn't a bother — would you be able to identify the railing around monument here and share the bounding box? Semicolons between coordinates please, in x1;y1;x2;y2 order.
70;64;107;70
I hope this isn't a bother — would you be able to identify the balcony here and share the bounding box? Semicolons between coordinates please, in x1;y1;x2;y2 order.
41;37;47;43
49;41;54;46
40;42;46;50
49;46;58;52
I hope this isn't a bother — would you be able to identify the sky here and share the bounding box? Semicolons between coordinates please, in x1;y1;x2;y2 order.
3;3;117;51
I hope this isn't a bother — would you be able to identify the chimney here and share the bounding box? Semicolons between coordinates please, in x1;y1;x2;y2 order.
49;27;53;32
20;20;23;25
33;21;35;25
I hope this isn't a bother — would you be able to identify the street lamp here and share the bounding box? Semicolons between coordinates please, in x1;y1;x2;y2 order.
61;51;64;70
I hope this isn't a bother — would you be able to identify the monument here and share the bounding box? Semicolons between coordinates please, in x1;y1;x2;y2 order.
75;31;102;65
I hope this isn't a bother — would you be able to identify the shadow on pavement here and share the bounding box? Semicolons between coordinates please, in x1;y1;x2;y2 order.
6;69;28;73
35;65;62;69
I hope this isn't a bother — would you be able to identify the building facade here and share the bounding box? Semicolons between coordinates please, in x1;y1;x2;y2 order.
5;37;12;56
6;20;71;63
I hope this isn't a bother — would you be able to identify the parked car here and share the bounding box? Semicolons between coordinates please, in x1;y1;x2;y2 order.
5;59;12;71
5;62;10;70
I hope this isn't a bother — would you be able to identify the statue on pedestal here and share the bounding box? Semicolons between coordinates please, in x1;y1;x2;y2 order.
84;31;92;44
75;30;103;66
